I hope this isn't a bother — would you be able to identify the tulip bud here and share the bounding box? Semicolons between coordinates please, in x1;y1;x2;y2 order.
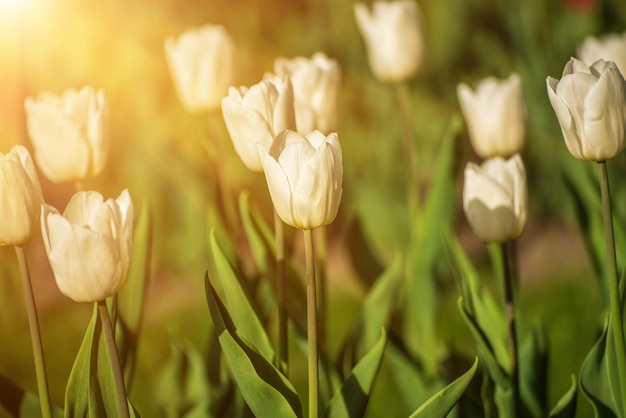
25;87;109;183
221;76;296;172
578;32;626;76
0;146;44;246
463;154;527;243
272;52;341;134
41;190;133;302
457;74;527;159
354;0;424;83
165;24;236;113
257;130;343;230
547;58;626;161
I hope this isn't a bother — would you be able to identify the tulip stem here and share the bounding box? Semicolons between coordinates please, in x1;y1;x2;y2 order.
304;228;319;418
274;209;288;375
598;161;626;413
15;246;52;418
500;241;520;417
98;300;130;418
395;82;419;218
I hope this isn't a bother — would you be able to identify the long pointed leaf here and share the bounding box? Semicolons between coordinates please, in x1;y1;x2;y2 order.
549;375;578;418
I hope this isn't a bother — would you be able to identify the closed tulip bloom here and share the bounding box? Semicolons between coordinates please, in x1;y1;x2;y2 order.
463;154;527;244
272;52;341;134
221;76;296;172
578;32;626;76
41;190;133;302
457;74;526;158
547;58;626;161
258;130;343;230
354;0;424;82
0;146;44;246
25;87;109;183
165;24;236;113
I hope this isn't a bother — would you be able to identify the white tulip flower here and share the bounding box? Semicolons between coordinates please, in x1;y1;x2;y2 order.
41;190;133;302
25;87;109;183
221;76;296;172
463;154;527;243
354;0;424;82
0;146;44;246
547;58;626;161
272;52;341;134
165;24;236;113
457;74;527;159
578;32;626;76
258;130;343;230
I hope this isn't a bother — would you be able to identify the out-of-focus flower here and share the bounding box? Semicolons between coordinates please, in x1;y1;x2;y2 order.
272;52;341;134
258;130;343;230
0;146;44;246
41;190;133;302
354;0;424;82
25;87;109;183
221;76;296;172
165;24;236;113
547;58;626;161
463;154;527;244
578;32;626;75
457;74;527;159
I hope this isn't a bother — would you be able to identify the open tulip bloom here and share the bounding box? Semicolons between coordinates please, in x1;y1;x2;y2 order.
457;73;527;159
41;189;133;303
258;130;343;231
25;87;110;184
546;58;626;162
463;154;527;244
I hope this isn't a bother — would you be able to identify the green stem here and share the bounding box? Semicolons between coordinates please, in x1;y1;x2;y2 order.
274;209;288;375
598;161;626;413
501;241;520;417
395;82;419;218
98;300;130;418
304;229;319;418
15;246;52;418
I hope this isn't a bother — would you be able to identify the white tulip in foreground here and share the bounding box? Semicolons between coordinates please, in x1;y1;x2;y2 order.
222;76;296;172
547;58;626;161
272;52;341;134
41;190;133;302
354;0;424;82
258;130;343;230
457;73;526;159
463;154;527;243
0;145;44;246
25;87;109;183
165;24;236;113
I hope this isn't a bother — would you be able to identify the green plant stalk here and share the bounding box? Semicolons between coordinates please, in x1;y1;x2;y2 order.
598;160;626;413
501;241;520;417
97;300;130;418
395;82;419;218
274;209;288;375
15;246;52;418
304;228;319;418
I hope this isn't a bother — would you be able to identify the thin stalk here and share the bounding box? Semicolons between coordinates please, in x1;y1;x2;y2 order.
395;82;419;218
501;241;520;417
15;246;52;418
304;229;319;418
274;209;288;375
598;160;626;413
314;226;327;351
98;300;130;418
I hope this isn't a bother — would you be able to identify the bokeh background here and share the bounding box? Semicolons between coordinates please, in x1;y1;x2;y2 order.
1;0;626;415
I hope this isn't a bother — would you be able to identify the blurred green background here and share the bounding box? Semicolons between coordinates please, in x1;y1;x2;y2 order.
1;0;625;415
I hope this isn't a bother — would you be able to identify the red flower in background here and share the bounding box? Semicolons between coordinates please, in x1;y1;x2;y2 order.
565;0;597;12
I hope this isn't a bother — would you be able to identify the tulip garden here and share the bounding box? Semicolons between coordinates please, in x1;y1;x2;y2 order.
2;0;626;417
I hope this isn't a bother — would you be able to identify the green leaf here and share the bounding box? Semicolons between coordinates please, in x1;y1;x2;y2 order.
549;375;578;418
116;201;152;389
0;374;63;418
408;357;479;417
204;273;302;418
239;191;270;276
520;322;548;417
324;328;387;418
207;229;274;362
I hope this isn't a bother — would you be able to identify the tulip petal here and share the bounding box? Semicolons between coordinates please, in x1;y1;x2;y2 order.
547;77;585;159
258;143;296;227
